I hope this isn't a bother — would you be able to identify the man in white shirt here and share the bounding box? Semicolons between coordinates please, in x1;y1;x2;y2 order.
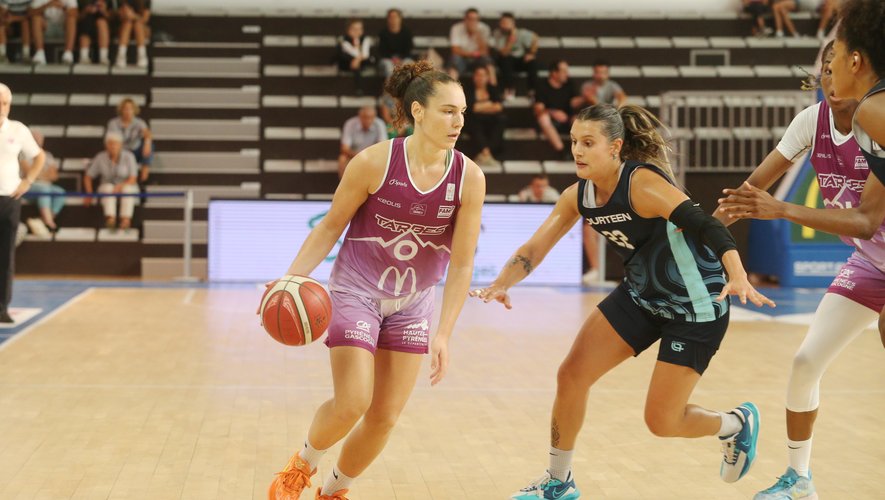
0;83;45;323
338;106;387;177
449;8;495;83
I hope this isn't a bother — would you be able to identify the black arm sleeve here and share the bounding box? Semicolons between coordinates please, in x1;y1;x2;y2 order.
667;200;737;258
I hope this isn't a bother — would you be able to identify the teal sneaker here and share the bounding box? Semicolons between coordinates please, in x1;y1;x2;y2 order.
719;402;760;483
754;467;818;499
510;471;580;499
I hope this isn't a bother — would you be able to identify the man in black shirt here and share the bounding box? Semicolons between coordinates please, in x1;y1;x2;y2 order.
533;60;582;157
377;8;414;78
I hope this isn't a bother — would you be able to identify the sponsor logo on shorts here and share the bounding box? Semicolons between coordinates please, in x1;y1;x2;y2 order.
356;320;371;332
437;205;455;218
410;203;426;216
344;329;376;345
831;278;857;290
389;179;408;187
377;197;401;209
670;341;685;352
405;319;429;331
401;318;430;346
856;156;869;170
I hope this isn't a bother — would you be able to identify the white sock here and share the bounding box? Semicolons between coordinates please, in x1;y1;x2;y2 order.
300;439;326;470
322;466;354;495
775;30;784;37
788;437;813;478
117;45;127;61
99;47;108;61
34;49;44;59
22;46;30;58
80;48;89;61
0;45;6;57
717;411;742;437
548;446;574;482
137;45;147;58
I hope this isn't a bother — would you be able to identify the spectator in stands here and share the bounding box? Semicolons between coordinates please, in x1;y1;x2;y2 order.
377;8;413;78
107;97;152;188
77;0;110;64
464;64;506;167
84;131;138;230
742;0;772;37
578;60;628;108
337;18;373;95
772;0;835;39
517;174;559;203
115;0;149;68
0;0;32;63
533;59;581;158
29;0;77;65
449;8;495;83
24;130;64;235
0;83;45;323
492;12;538;100
338;106;386;177
378;81;412;138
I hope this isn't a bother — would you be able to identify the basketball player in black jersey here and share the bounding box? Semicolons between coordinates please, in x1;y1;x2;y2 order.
472;104;775;500
720;0;885;349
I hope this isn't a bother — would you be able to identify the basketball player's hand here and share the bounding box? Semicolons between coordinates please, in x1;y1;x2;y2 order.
469;285;512;309
718;182;785;220
256;280;277;314
429;335;449;386
717;275;776;308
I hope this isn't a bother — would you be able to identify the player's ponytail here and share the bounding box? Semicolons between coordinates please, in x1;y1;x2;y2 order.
575;103;674;180
385;60;460;130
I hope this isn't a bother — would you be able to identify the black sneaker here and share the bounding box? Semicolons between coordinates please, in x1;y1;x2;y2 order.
0;311;14;323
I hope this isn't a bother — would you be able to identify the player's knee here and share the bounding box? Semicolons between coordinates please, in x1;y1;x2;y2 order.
643;409;680;437
556;359;593;392
790;349;818;380
332;395;372;424
363;406;401;434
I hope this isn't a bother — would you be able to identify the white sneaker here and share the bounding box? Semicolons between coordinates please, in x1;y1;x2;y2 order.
26;218;51;238
32;50;46;65
136;56;148;68
61;51;74;64
115;57;127;69
582;269;599;286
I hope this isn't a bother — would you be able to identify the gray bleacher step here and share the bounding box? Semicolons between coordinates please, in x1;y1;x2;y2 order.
151;118;261;141
143;220;208;244
54;227;97;242
146;184;261;209
152;86;261;109
152;56;260;78
98;228;139;242
154;151;260;174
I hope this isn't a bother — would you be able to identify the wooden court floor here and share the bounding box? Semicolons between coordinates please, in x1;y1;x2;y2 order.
0;286;883;499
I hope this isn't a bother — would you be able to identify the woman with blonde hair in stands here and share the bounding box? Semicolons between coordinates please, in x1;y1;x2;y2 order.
107;97;152;188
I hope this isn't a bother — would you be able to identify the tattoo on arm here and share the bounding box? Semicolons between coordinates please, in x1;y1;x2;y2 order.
551;417;560;447
509;254;534;274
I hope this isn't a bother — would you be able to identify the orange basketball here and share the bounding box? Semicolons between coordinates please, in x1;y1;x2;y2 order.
259;275;331;346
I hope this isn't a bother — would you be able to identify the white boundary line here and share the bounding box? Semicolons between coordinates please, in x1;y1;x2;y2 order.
0;287;95;353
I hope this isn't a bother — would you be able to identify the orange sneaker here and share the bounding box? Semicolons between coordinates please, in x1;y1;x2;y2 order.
268;451;316;500
315;487;349;499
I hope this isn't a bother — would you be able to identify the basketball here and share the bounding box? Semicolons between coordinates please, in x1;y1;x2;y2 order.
259;275;332;346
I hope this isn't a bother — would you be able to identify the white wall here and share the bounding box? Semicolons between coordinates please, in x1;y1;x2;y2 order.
154;0;742;15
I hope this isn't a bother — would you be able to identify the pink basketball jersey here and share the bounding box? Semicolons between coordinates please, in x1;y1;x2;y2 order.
329;137;466;298
811;100;885;272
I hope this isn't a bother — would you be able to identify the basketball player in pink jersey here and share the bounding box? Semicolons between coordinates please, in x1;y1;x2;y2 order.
266;60;485;500
716;41;885;499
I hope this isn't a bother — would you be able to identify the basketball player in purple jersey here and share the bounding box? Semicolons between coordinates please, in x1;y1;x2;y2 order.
266;61;485;500
716;42;885;499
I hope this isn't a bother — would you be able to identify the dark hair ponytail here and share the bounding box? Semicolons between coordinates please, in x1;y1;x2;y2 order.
575;104;674;179
385;60;459;130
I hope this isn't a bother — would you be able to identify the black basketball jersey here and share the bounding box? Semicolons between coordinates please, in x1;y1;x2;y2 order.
854;79;885;184
578;160;728;322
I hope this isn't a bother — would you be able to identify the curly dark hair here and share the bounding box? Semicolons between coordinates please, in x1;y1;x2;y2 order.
836;0;885;78
384;60;460;129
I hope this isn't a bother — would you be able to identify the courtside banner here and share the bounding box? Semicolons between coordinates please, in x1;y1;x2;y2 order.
208;200;581;285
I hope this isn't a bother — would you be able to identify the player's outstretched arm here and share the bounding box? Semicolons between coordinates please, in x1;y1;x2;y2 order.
471;183;582;308
713;149;793;226
285;142;387;276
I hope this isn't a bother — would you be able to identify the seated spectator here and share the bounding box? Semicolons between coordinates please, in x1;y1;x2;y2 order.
517;174;559;202
0;0;32;62
115;0;149;68
337;18;373;95
378;82;412;138
578;60;627;108
77;0;110;64
464;65;505;167
84;131;139;230
338;106;386;177
377;8;413;78
533;60;581;157
772;0;834;39
742;0;772;37
107;97;152;187
30;0;77;65
492;12;538;99
23;131;63;235
449;8;495;83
